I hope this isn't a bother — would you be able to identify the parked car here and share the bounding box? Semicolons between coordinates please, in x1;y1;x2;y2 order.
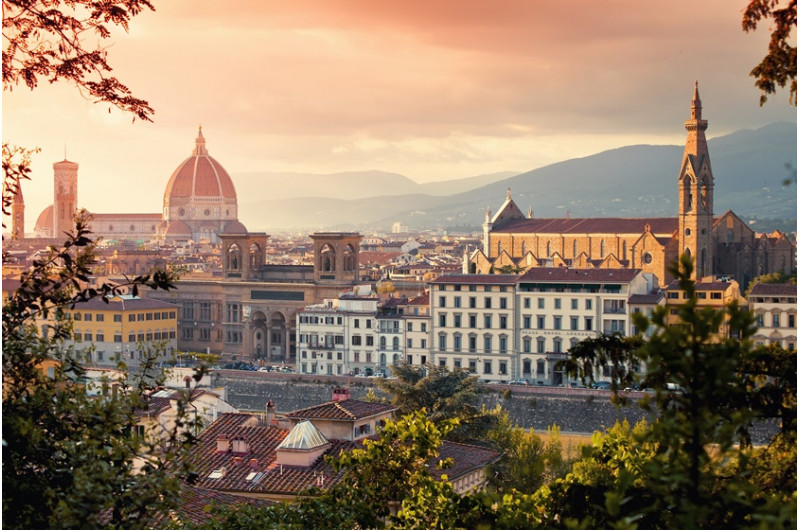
592;381;612;390
509;379;529;386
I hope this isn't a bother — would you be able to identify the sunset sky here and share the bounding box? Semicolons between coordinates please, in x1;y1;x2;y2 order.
3;0;796;229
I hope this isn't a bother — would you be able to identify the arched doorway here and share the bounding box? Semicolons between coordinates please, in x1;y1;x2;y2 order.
268;312;288;362
251;311;267;359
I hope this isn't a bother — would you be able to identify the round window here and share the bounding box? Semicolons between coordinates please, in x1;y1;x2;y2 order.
204;209;211;216
108;225;114;231
642;252;653;264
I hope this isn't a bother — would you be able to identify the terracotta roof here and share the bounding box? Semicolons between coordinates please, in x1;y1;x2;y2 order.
68;296;177;311
359;251;402;265
285;399;396;421
430;274;518;285
35;204;54;231
749;282;797;297
184;412;500;498
407;293;430;306
493;217;679;235
93;213;162;220
518;267;641;283
153;486;274;527
628;292;664;305
666;280;736;291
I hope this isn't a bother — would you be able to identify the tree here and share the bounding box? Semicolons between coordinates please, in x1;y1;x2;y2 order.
378;362;494;441
559;333;644;394
545;255;797;528
2;213;203;529
742;0;798;105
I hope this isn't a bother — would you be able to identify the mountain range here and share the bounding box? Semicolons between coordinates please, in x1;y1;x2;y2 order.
235;122;796;233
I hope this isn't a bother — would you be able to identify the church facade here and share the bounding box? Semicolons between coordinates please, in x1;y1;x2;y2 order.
471;84;795;287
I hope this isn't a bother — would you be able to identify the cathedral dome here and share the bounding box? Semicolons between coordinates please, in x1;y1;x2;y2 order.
34;205;54;235
163;128;237;204
222;219;248;234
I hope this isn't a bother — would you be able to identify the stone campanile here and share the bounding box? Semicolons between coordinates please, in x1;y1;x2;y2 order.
53;159;78;237
677;82;714;279
11;179;24;239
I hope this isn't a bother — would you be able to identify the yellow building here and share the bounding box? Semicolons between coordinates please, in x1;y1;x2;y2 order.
62;295;178;368
664;277;743;340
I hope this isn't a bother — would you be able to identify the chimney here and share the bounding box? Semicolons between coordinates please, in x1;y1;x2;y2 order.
266;400;276;425
216;435;230;453
231;436;250;455
332;387;350;402
249;458;259;469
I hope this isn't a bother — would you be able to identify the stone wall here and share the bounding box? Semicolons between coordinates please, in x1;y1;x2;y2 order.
214;373;778;443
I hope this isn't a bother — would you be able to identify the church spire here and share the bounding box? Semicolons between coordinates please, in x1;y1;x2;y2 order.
193;126;208;156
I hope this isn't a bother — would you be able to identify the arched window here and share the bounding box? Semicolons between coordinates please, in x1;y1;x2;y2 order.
573;240;578;258
343;244;356;271
546;241;551;257
600;240;606;258
249;243;262;270
380;336;387;349
320;244;336;272
392;337;399;350
227;243;241;270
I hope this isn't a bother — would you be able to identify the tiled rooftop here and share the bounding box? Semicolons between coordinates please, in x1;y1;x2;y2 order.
494;217;679;235
749;282;796;297
430;274;519;285
518;267;641;283
286;399;396;421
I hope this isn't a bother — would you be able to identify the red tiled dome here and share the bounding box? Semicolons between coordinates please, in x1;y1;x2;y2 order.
222;220;248;234
35;204;53;233
163;128;236;201
165;220;192;235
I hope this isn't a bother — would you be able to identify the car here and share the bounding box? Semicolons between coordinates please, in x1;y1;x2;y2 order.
592;381;612;390
509;379;529;386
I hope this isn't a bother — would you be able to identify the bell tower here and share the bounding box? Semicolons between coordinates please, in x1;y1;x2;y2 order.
11;179;25;240
53;159;79;237
677;82;714;279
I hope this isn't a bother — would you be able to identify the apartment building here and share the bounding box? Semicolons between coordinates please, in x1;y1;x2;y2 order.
62;295;178;368
747;282;797;350
428;275;518;383
515;268;654;385
664;277;743;340
399;293;431;366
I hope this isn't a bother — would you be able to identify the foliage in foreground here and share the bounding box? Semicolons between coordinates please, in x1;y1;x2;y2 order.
2;215;199;529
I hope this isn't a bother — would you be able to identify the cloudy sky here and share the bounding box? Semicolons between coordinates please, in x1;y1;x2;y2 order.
3;0;796;228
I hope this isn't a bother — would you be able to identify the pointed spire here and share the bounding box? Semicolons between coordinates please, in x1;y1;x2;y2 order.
690;80;702;120
506;187;512;200
485;206;491;222
193;125;208;156
527;206;533;219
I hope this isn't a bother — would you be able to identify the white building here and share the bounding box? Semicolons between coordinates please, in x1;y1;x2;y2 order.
428;274;518;383
515;268;655;385
400;293;432;367
747;282;797;350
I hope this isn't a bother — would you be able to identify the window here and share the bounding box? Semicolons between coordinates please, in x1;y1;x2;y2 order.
523;337;531;352
454;314;462;328
523;315;531;328
113;314;122;323
553;338;562;353
421;339;426;349
585;317;593;331
469;296;477;308
773;313;781;327
468;359;477;373
500;298;507;309
469;315;477;328
483;335;492;353
96;332;105;342
74;332;82;341
129;332;135;342
711;292;722;300
366;319;372;328
454;296;461;308
537;360;545;375
484;360;492;374
571;298;578;310
407;322;413;332
392;337;399;350
439;359;447;367
484;314;492;328
756;314;764;327
227;303;240;323
421;323;427;332
469;335;477;352
114;333;122;343
499;316;507;329
484;297;492;308
570;317;578;330
554;299;561;309
553;316;561;330
524;298;531;309
128;314;135;322
499;336;507;354
537;338;545;354
380;337;387;349
366;336;374;346
789;314;795;328
439;296;446;308
453;358;462;369
352;335;362;346
406;338;413;349
453;335;462;352
523;359;532;374
439;314;447;327
74;313;82;321
499;361;507;375
84;313;92;322
84;332;93;341
537;316;545;329
585;299;592;310
537;298;545;309
439;334;447;351
95;314;104;322
354;319;360;328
